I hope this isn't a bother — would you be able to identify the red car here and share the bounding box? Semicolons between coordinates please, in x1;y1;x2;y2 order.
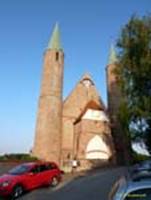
0;161;62;199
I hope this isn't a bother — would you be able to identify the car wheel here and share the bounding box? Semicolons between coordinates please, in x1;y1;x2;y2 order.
11;184;24;199
51;176;59;187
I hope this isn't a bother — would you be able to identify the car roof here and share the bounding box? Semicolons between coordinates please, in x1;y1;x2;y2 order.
21;161;57;166
127;180;151;188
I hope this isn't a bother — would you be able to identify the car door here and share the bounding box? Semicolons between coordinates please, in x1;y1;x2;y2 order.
38;164;49;185
26;165;41;189
45;163;60;183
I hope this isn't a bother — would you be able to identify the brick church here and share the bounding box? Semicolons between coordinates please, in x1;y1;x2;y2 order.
32;23;125;171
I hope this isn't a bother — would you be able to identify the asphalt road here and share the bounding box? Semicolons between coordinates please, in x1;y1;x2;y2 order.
19;167;126;200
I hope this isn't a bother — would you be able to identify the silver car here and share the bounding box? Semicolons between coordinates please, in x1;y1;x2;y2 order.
130;160;151;174
109;175;151;200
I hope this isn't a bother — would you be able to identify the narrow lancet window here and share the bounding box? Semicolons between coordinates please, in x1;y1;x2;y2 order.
56;52;59;61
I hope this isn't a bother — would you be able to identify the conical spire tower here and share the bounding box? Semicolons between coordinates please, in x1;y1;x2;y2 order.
108;44;118;65
47;23;62;50
33;23;64;164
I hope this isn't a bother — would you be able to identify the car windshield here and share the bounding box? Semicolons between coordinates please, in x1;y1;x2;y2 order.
8;164;30;175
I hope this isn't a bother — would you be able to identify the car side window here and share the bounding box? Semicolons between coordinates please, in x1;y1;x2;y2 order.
124;188;151;200
39;164;47;172
46;163;57;170
30;166;40;174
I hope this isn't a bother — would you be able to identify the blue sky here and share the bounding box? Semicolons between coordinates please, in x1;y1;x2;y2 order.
0;0;150;154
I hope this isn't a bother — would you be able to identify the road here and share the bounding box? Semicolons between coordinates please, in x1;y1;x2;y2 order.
19;167;126;200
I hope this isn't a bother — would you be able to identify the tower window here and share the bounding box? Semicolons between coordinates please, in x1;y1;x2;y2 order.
56;52;59;61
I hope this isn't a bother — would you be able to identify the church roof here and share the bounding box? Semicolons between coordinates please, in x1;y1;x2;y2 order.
74;100;104;124
81;73;93;81
63;73;106;120
80;72;94;85
47;23;62;50
107;44;118;65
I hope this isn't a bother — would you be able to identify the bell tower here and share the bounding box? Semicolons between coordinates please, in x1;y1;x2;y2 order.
33;23;64;164
106;44;125;164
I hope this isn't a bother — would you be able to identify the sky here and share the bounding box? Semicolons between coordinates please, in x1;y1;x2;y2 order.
0;0;150;154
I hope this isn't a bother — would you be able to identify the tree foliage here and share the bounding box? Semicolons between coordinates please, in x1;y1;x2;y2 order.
116;14;151;153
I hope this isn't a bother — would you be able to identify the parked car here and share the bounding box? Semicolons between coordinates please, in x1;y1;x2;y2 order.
130;160;151;174
0;161;62;199
108;173;151;200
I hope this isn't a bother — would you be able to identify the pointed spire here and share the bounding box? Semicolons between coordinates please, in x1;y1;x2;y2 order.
108;44;118;65
81;72;94;85
82;72;92;81
47;22;62;50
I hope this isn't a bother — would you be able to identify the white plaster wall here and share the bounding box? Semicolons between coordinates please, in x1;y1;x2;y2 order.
86;135;110;159
82;109;109;122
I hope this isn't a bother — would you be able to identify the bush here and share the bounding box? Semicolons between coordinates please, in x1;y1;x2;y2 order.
0;153;38;162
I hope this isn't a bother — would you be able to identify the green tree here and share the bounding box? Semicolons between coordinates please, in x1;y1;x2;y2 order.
116;14;151;154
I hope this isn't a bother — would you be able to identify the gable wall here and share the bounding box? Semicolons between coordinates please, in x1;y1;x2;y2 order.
61;79;107;165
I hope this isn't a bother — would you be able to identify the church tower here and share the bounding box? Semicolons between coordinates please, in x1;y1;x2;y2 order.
106;45;125;164
106;45;119;119
33;23;64;164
